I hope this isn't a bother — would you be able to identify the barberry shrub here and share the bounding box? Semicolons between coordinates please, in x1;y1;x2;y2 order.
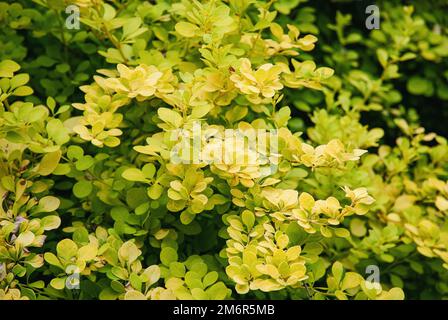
0;0;447;300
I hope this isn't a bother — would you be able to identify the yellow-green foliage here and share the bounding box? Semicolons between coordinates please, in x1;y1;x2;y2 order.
0;0;447;300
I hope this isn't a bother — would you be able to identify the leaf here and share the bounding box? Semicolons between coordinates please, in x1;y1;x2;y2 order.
44;253;63;269
241;210;255;230
73;180;93;198
175;22;199;37
350;218;367;237
142;163;156;179
190;105;211;118
10;73;29;89
158;108;183;127
299;192;314;211
384;288;405;300
36;150;62;176
169;262;186;278
191;261;207;277
55;105;70;115
203;271;218;287
15;231;35;247
99;288;120;300
53;163;71;176
315;67;334;79
335;290;347;300
435;196;448;211
180;211;195;224
122;168;148;182
13;86;33;96
334;228;350;238
41;215;61;231
407;76;432;95
147;184;163;200
124;290;146;300
47;97;56;112
122;17;143;39
0;59;20;77
38;196;60;212
399;52;416;62
47;119;70;145
78;244;98;261
29;281;45;289
111;266;129;280
75;155;94;171
332;261;344;284
191;288;208;300
56;239;78;260
67;145;84;160
102;3;116;20
118;241;141;265
160;247;178;266
141;265;161;286
50;278;66;290
341;272;362;291
376;48;388;68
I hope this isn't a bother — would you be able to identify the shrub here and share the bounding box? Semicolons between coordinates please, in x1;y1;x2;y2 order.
0;0;447;300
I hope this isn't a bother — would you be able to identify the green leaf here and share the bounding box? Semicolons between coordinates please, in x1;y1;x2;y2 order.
299;192;315;211
158;108;183;127
118;241;141;265
141;265;160;286
407;76;433;96
350;218;367;237
169;262;186;277
175;22;199;37
10;73;29;89
160;247;178;266
376;48;388;68
111;207;130;222
110;280;126;293
341;272;362;291
41;215;61;231
44;252;63;269
241;210;255;230
122;168;148;182
50;278;66;290
334;228;350;238
13;86;33;96
36;150;62;176
56;239;78;260
147;184;163;200
15;231;35;247
124;290;146;300
203;271;218;287
190;105;211;118
67;146;84;160
29;280;45;289
332;261;344;284
142;163;156;179
78;244;98;261
47;119;70;145
73;180;93;198
0;60;20;77
75;155;94;171
37;196;60;212
111;266;129;280
27;106;48;123
135;202;150;216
